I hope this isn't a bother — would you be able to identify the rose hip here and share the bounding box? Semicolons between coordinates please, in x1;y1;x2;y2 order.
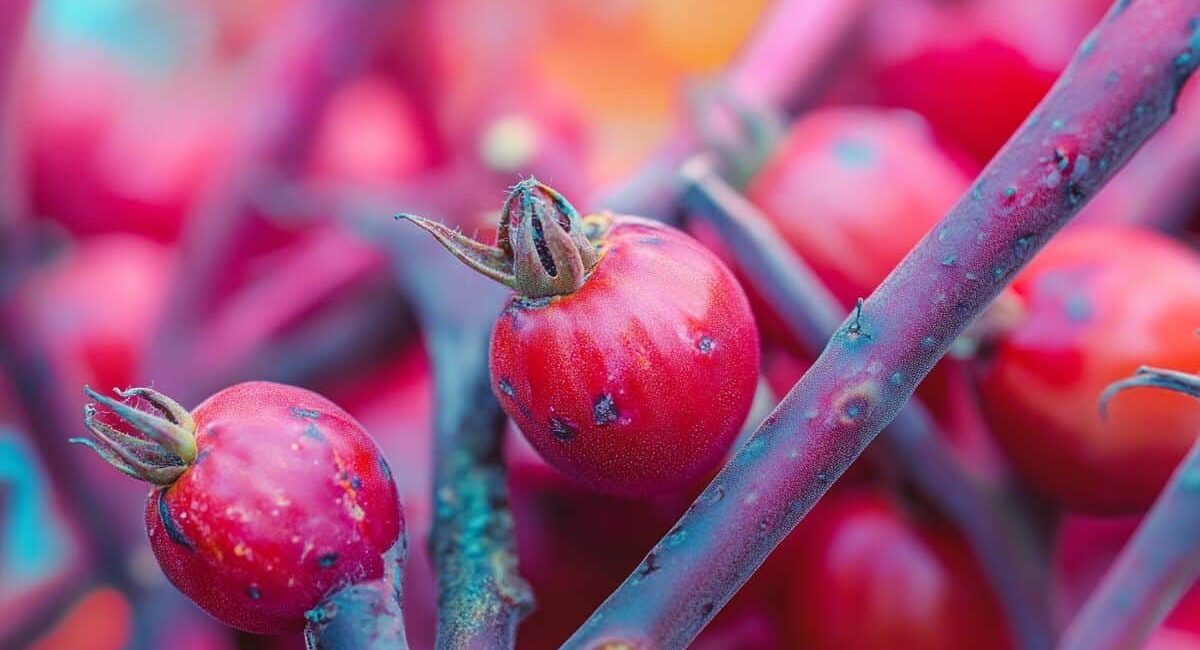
977;225;1200;513
401;178;759;496
75;381;403;634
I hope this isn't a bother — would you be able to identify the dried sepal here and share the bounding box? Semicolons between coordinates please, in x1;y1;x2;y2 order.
76;385;197;485
397;178;600;299
1100;366;1200;418
84;385;197;463
395;214;517;288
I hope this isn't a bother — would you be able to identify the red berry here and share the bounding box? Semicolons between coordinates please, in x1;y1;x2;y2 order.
746;108;968;307
76;382;403;634
873;23;1057;164
783;487;1010;650
402;179;759;496
977;226;1200;513
20;234;171;391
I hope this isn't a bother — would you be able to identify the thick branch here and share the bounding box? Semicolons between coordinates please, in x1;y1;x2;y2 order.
680;158;1052;650
1059;368;1200;650
565;2;1200;647
595;0;868;220
387;226;533;650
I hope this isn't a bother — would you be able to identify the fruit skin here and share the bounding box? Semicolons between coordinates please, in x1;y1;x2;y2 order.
746;108;968;307
490;214;759;497
783;488;1009;650
144;382;403;634
978;226;1200;513
874;31;1056;165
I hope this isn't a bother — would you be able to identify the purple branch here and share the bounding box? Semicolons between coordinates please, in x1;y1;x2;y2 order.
146;0;386;398
564;2;1200;647
594;0;869;220
385;224;533;649
679;158;1052;650
1058;367;1200;650
305;538;411;650
1077;94;1200;231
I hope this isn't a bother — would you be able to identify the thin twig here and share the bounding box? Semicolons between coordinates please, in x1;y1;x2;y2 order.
564;2;1200;646
680;158;1053;650
1059;368;1200;650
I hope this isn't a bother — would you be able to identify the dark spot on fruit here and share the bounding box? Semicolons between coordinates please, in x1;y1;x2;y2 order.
697;336;715;354
1065;294;1094;322
840;396;872;423
637;552;661;577
593;394;618;426
318;552;339;568
247;585;261;600
514;296;552;311
350;475;363;490
702;602;715;617
304;422;326;442
157;489;193;552
549;417;578;442
498;378;515;397
291;407;321;420
832;138;877;167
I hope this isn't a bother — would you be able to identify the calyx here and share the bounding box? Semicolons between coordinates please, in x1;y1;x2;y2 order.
73;386;197;485
398;178;602;298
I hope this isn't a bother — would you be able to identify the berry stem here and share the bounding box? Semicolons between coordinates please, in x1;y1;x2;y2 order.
595;0;869;220
388;221;533;649
305;538;411;650
145;0;386;402
565;2;1200;647
680;158;1053;650
1059;367;1200;650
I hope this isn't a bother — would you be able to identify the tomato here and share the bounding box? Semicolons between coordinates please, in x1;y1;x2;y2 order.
746;107;969;308
79;382;403;634
783;487;1010;650
977;226;1200;513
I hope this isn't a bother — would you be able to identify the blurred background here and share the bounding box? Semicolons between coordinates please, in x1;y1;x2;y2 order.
3;0;1200;649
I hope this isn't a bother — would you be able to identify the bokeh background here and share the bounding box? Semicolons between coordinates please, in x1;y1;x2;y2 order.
3;0;1200;649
